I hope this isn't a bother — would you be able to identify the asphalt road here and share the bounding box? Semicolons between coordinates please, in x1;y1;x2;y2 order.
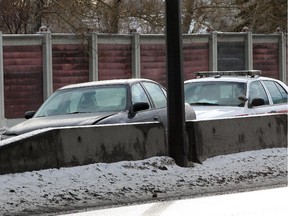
59;185;288;216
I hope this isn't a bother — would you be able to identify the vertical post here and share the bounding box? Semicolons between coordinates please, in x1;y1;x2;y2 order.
89;33;99;81
209;32;218;71
131;32;141;78
42;32;53;100
245;32;253;70
0;31;6;127
279;32;287;84
165;0;187;167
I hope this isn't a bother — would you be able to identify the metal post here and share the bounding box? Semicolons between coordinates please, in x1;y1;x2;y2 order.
165;0;187;167
245;32;253;70
278;32;287;84
209;32;218;71
131;32;141;78
89;33;99;81
42;32;53;100
0;31;6;127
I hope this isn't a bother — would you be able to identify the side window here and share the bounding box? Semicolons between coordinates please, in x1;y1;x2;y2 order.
142;82;167;108
69;91;83;113
131;83;150;105
249;81;269;105
263;81;288;104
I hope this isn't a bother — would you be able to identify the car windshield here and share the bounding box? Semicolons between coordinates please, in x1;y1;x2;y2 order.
184;81;247;107
35;85;128;117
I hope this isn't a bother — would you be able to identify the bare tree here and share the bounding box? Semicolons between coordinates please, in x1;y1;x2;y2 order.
28;0;45;33
182;0;287;34
123;0;165;34
182;0;240;33
0;0;165;34
0;0;286;34
0;0;30;33
233;0;287;33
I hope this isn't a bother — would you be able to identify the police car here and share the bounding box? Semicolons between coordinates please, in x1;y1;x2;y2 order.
184;70;288;119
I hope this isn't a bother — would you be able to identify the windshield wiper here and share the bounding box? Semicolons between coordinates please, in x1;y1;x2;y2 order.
67;111;90;114
189;102;219;106
36;115;46;117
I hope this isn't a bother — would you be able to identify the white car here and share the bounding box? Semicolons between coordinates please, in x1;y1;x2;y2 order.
184;70;288;119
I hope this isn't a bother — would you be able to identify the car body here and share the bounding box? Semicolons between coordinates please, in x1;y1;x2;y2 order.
184;70;288;120
1;78;196;140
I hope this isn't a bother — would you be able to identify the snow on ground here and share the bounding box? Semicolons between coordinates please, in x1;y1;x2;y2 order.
0;147;287;216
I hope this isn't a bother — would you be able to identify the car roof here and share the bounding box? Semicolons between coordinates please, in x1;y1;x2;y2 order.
185;76;281;83
59;78;155;90
185;76;251;83
184;70;281;84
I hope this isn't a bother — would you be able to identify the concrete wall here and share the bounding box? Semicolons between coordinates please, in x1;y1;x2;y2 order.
0;123;166;175
186;113;287;162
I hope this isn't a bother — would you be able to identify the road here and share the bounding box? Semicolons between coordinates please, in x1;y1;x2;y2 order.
60;186;288;216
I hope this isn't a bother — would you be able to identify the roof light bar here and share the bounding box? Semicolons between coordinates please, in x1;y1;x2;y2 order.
194;70;262;78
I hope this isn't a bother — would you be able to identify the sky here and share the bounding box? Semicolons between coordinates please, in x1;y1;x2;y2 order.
0;146;287;216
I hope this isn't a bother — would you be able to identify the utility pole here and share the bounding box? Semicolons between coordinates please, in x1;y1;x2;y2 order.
165;0;187;167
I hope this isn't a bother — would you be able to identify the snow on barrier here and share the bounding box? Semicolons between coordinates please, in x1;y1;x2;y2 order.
186;113;287;162
0;122;167;175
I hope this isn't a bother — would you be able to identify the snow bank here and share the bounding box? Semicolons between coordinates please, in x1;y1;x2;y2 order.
0;148;287;216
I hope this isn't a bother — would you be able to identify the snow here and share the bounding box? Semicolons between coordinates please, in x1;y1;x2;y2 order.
0;128;54;146
0;147;287;216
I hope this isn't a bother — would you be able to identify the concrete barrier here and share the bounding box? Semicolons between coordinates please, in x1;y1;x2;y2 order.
0;122;167;175
187;113;287;162
1;114;286;174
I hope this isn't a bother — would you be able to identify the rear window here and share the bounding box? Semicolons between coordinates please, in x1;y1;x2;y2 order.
142;82;167;108
263;81;288;104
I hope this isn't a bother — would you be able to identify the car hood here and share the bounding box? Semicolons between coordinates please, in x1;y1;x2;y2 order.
4;112;118;136
191;106;246;120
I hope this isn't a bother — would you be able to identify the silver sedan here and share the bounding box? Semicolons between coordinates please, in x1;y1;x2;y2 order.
1;78;196;140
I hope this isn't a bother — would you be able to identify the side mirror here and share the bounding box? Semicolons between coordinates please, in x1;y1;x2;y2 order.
25;111;36;119
132;102;149;112
250;98;265;107
238;95;248;102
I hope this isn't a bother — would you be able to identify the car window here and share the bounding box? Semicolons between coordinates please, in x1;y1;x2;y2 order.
35;86;127;116
93;87;127;111
263;81;288;104
184;81;246;107
131;83;150;105
248;81;269;105
43;92;67;113
35;90;75;116
142;82;167;108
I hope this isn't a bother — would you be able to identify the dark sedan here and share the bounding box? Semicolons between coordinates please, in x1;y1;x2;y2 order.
1;79;196;140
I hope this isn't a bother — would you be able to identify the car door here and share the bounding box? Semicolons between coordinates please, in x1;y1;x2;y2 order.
141;81;168;129
127;82;160;124
261;80;288;113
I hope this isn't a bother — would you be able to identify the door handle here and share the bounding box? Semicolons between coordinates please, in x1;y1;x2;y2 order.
269;110;277;113
153;116;159;121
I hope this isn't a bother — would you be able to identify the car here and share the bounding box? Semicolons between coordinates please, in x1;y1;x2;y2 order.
184;70;288;120
1;78;196;140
